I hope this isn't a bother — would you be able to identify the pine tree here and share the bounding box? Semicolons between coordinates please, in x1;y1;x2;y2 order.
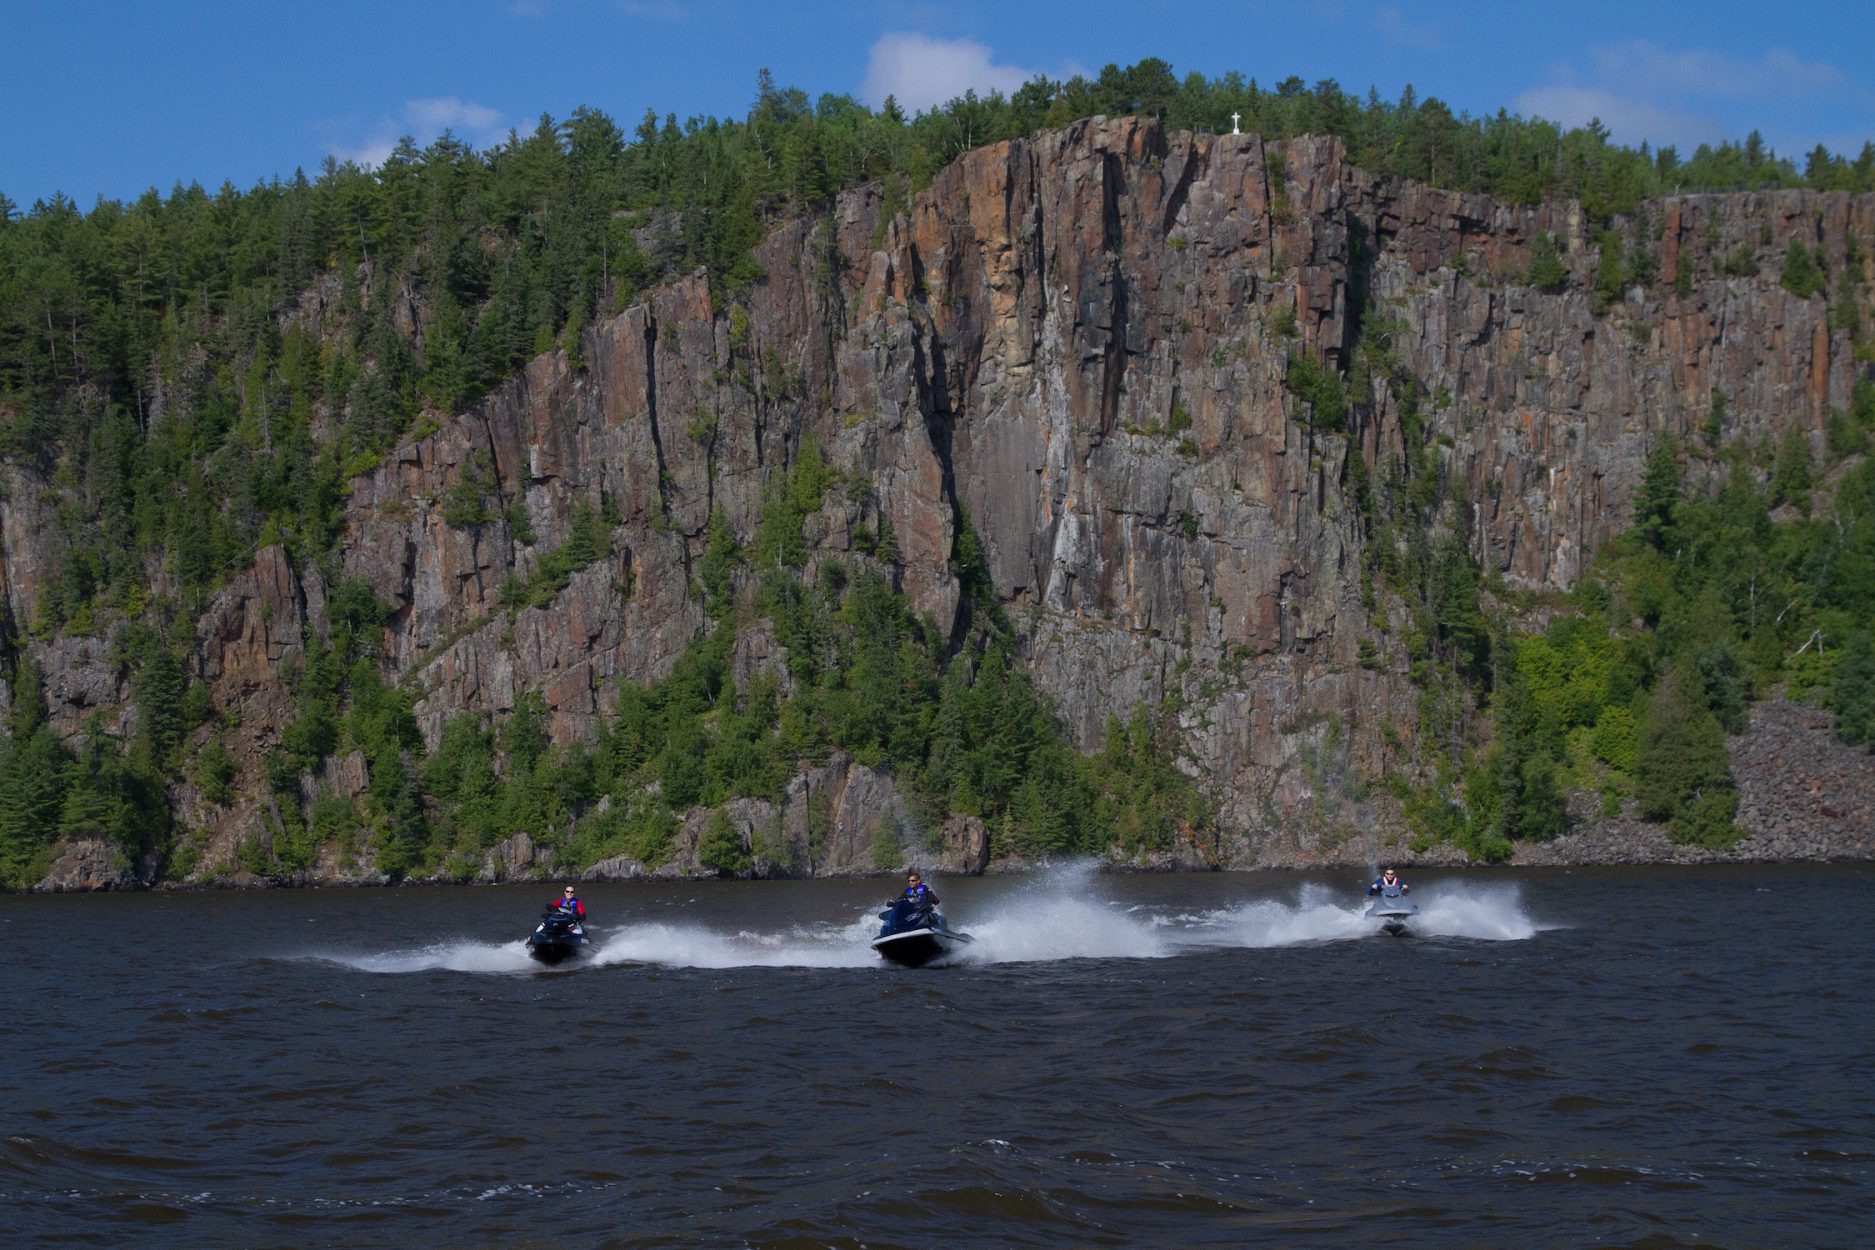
0;726;72;882
1830;631;1875;748
1635;665;1741;847
1634;439;1681;549
1770;424;1812;510
1526;233;1568;291
698;807;750;874
1780;238;1823;298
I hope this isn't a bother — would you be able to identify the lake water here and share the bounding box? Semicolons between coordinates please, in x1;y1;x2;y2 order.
2;864;1869;1248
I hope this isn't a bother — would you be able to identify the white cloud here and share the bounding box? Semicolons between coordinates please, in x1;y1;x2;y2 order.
1514;85;1726;151
1518;39;1862;153
328;97;510;169
1586;41;1844;101
328;132;399;170
406;97;507;143
1372;5;1436;50
860;33;1038;114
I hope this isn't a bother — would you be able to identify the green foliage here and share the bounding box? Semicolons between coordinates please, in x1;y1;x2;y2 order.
195;741;237;806
1633;439;1681;550
1284;350;1348;432
698;808;751;874
1403;766;1513;863
505;496;539;546
0;61;1863;639
1703;390;1728;448
564;805;679;869
1830;631;1875;748
0;715;73;887
443;451;500;528
1589;704;1639;771
1591;231;1623;312
1525;233;1568;291
1385;413;1875;858
752;441;834;567
504;501;614;608
1088;706;1212;855
7;59;1869;879
699;504;740;617
1770;424;1812;510
1722;242;1759;278
1635;665;1741;847
129;636;188;766
1780;238;1825;298
1670;787;1745;850
554;541;1211;868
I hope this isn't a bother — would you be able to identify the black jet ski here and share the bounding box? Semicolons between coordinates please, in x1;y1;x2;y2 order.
871;897;973;967
526;908;591;965
1365;883;1418;936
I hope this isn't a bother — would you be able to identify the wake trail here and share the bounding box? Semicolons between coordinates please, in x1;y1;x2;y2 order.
952;863;1175;964
1191;879;1543;946
587;919;876;969
313;940;542;974
297;868;1543;973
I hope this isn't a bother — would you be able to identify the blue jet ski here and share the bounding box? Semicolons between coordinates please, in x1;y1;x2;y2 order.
871;897;972;967
526;908;591;965
1365;883;1418;936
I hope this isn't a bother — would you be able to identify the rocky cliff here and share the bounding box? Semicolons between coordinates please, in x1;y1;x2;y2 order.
8;117;1873;885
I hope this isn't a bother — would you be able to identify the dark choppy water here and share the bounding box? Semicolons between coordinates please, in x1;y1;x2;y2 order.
2;864;1869;1248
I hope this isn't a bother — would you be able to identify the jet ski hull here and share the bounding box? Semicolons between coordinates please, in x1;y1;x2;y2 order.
871;898;972;966
526;936;588;965
1365;888;1417;936
526;913;590;965
870;926;971;968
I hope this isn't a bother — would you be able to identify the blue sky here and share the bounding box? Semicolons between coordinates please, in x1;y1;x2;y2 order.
5;0;1872;209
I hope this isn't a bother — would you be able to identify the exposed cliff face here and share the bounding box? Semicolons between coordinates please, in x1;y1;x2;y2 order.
8;118;1872;882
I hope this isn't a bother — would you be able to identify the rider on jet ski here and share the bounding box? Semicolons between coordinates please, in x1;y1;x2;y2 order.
1366;866;1407;895
549;884;587;919
902;871;939;913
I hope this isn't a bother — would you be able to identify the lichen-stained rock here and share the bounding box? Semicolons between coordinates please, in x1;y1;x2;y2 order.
4;117;1870;879
35;838;140;891
480;830;544;883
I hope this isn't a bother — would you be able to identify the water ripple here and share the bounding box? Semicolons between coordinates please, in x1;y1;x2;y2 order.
2;865;1870;1248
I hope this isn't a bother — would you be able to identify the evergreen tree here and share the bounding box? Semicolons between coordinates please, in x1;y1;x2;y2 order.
1830;631;1875;748
1635;664;1740;847
0;725;72;883
698;807;751;874
1634;439;1681;549
1780;238;1824;298
1525;233;1568;291
1770;424;1812;510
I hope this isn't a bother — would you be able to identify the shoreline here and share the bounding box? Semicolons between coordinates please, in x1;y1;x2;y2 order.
22;833;1875;893
21;698;1872;892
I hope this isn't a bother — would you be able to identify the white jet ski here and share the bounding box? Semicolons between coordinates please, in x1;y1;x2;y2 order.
1365;883;1418;936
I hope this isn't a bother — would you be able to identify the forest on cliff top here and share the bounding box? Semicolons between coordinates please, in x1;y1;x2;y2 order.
0;60;1872;887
